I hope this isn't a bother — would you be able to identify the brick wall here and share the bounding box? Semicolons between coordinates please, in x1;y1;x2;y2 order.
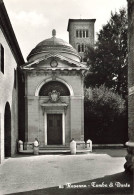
68;20;95;59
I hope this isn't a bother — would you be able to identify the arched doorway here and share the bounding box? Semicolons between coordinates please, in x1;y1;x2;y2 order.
39;81;70;145
4;102;11;157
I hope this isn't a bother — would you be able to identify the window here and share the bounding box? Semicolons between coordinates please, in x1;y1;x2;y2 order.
0;44;4;74
86;30;89;37
77;44;85;53
83;30;85;38
82;44;84;52
80;30;82;38
76;29;89;38
76;30;78;37
78;44;80;52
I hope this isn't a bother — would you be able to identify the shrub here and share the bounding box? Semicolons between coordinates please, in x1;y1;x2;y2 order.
84;85;128;144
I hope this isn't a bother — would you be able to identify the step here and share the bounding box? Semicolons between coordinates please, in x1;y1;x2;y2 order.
39;148;70;150
39;149;70;154
39;147;70;150
40;145;69;147
39;145;70;150
19;149;91;155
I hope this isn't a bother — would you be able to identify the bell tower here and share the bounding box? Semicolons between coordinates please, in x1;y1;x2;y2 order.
67;19;96;61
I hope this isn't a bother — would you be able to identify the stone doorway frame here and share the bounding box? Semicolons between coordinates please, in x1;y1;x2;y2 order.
47;113;62;145
44;110;65;145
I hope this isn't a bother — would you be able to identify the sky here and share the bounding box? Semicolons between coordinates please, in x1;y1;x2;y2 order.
4;0;127;61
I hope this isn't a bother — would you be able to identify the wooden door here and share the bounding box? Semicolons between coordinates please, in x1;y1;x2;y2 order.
47;114;62;145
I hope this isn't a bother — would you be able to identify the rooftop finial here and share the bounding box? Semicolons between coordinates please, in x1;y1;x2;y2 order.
52;29;56;37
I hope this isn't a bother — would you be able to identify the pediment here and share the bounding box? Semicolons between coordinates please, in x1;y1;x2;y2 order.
21;53;88;70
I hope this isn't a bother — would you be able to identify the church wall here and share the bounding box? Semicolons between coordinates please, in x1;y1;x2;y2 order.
38;98;44;144
27;98;39;142
70;97;84;140
59;75;83;96
25;70;84;144
26;73;51;96
0;29;18;163
65;101;71;144
26;72;83;96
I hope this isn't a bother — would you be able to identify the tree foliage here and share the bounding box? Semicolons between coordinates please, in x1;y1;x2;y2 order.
84;9;128;99
85;85;126;119
84;85;128;144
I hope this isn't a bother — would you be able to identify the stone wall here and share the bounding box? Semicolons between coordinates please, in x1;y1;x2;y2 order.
0;29;18;163
25;69;84;145
0;0;24;163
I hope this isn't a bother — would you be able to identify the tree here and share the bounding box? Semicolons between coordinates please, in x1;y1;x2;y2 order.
84;9;128;99
84;85;128;144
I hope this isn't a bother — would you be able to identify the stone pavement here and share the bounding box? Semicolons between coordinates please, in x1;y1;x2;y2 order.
0;149;133;195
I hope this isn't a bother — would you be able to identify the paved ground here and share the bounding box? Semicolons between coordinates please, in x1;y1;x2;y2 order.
0;149;133;195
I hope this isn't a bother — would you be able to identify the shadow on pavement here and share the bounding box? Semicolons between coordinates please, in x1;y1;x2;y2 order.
92;149;127;157
11;171;133;195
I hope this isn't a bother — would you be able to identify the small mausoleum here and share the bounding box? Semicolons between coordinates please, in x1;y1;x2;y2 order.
22;30;88;147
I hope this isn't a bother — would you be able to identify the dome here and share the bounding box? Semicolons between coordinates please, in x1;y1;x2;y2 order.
27;29;80;62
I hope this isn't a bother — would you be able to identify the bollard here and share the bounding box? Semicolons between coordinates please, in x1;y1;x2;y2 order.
70;139;76;155
33;146;39;155
18;140;23;152
33;138;39;155
86;139;92;152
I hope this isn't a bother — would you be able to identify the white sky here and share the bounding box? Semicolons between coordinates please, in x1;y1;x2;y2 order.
4;0;127;61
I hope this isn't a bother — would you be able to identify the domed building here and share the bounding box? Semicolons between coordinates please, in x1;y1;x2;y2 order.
22;30;88;147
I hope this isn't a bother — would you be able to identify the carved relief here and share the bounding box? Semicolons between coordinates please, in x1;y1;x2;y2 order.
48;90;60;103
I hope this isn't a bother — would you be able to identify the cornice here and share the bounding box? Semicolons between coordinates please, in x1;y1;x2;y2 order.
25;69;90;77
67;19;96;31
21;53;87;70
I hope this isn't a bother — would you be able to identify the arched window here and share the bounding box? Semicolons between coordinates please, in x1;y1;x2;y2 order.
85;44;87;51
76;30;78;37
83;30;85;38
80;30;82;38
39;81;70;96
82;44;84;52
78;44;81;52
86;30;89;37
